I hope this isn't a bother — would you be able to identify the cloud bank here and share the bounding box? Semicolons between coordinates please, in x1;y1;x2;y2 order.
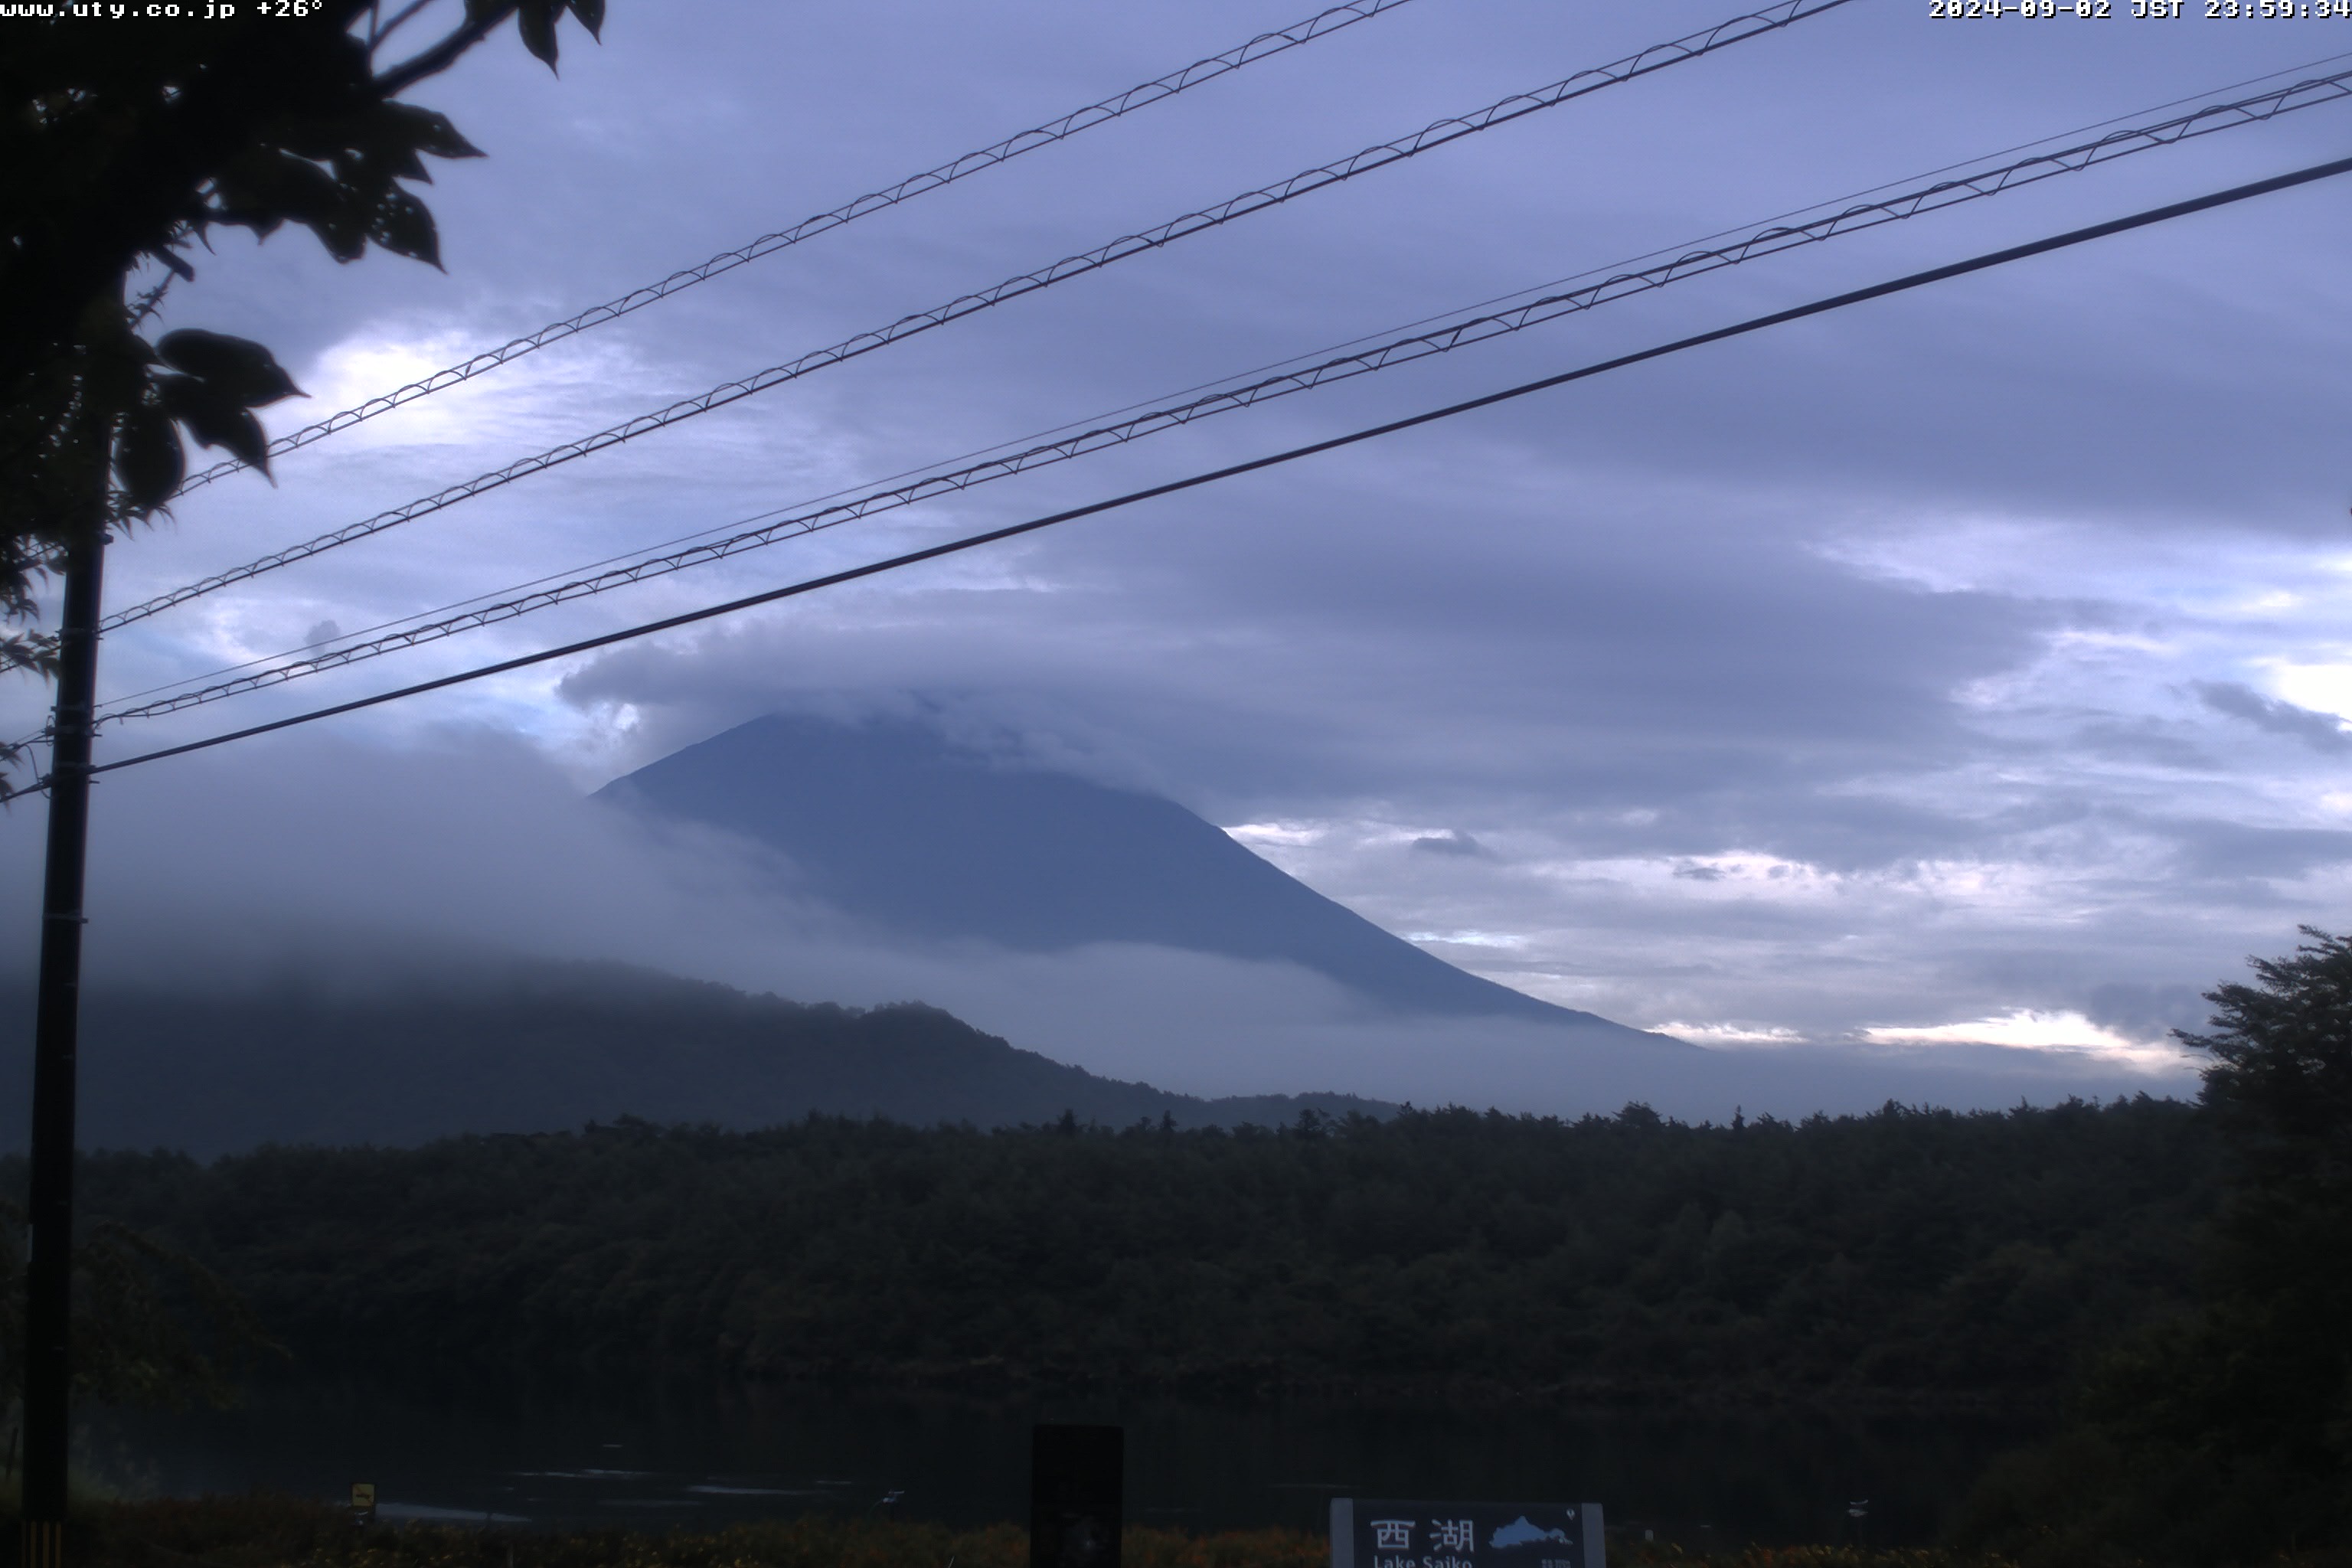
0;726;2203;1123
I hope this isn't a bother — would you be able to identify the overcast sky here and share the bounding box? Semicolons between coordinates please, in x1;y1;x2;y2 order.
10;0;2352;1112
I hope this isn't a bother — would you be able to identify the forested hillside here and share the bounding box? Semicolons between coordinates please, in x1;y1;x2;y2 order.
23;1096;2213;1408
0;959;1390;1155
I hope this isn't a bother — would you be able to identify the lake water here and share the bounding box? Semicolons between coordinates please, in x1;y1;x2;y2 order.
80;1376;2040;1550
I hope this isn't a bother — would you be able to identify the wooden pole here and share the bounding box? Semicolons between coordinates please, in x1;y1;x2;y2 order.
21;533;104;1567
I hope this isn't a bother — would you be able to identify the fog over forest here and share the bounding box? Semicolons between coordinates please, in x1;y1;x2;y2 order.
0;720;2205;1126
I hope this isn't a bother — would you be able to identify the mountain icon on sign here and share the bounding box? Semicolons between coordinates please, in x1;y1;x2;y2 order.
1488;1519;1570;1549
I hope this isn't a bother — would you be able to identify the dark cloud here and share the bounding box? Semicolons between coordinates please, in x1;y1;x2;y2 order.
2162;818;2352;882
2087;981;2217;1047
557;480;2063;873
2193;681;2352;754
1410;831;1483;858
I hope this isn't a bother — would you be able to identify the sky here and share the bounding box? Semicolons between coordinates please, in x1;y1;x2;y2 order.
9;0;2352;1116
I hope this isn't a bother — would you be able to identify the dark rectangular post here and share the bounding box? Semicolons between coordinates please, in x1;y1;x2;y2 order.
21;535;104;1566
1030;1423;1122;1568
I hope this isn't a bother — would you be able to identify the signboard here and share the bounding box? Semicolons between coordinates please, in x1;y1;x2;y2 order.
1331;1499;1603;1568
349;1483;377;1515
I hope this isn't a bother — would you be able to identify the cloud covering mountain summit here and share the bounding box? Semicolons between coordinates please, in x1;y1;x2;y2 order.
597;710;1680;1042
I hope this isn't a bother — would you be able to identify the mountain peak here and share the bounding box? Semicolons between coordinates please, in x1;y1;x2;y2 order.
600;711;1677;1044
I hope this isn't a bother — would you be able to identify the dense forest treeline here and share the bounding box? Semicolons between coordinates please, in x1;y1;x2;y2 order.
10;1096;2213;1407
1945;931;2352;1565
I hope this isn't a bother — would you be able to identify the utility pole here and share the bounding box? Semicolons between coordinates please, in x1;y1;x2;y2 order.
21;532;104;1568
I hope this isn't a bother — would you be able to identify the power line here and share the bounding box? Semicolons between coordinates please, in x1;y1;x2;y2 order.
87;21;2332;733
1223;45;2352;399
36;150;2347;795
147;42;2352;708
106;0;1855;631
57;51;2352;730
92;65;2352;726
164;0;1425;500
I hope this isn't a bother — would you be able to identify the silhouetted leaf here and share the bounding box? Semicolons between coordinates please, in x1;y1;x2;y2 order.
305;201;370;264
569;0;606;38
212;407;271;473
379;102;485;163
156;374;273;476
155;329;303;407
211;149;341;235
368;187;441;270
518;0;560;67
113;402;185;514
276;119;363;166
377;138;433;184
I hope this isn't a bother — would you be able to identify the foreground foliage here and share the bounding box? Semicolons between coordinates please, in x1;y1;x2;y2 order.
18;1494;2045;1568
18;1487;2352;1568
18;1499;1293;1568
0;0;603;786
11;1096;2210;1407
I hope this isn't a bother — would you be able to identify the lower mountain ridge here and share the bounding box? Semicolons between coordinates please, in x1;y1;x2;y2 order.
0;956;1393;1158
